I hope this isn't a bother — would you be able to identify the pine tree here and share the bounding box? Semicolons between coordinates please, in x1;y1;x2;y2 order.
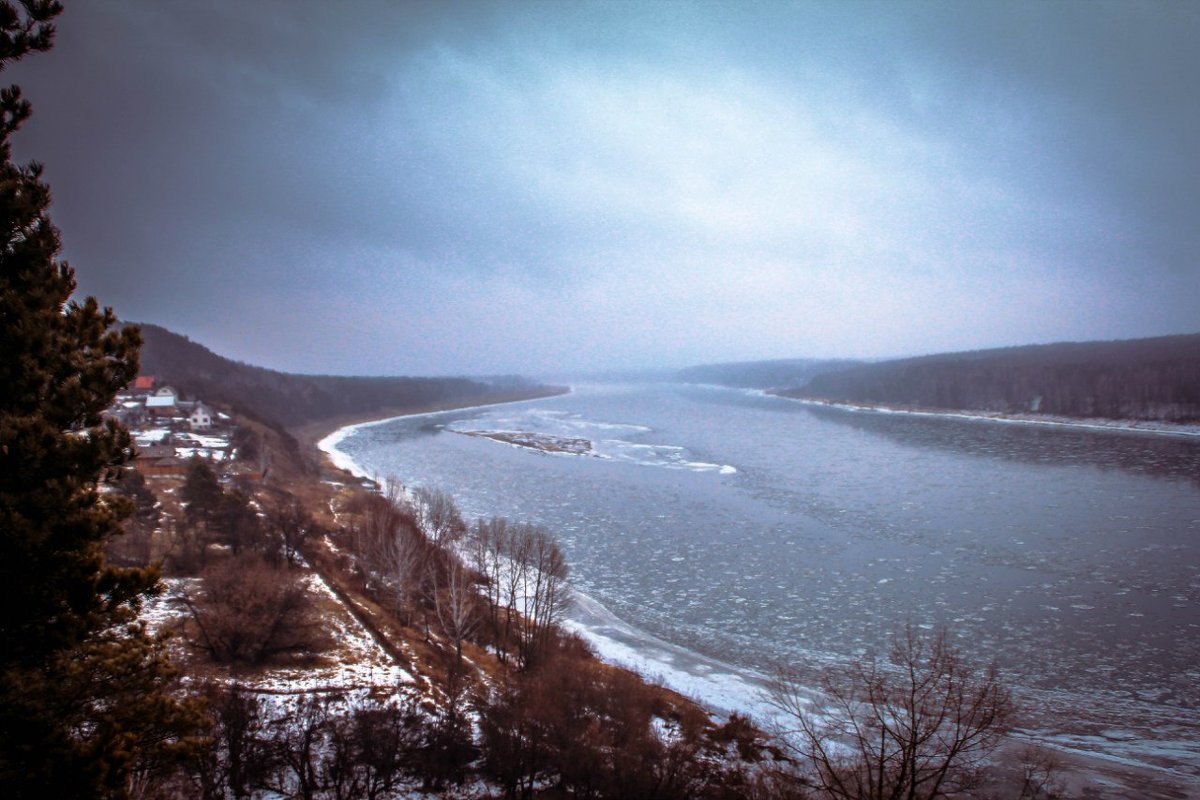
0;4;203;796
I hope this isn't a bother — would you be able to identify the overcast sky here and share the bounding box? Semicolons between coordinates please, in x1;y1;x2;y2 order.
10;1;1199;376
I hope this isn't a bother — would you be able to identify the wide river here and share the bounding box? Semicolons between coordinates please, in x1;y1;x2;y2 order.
324;383;1200;779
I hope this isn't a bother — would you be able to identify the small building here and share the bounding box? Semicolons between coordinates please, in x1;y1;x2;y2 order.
135;444;187;479
133;375;157;392
189;403;214;430
145;394;177;417
154;386;178;399
138;455;187;480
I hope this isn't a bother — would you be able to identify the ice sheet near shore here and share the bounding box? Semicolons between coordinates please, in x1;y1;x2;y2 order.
765;392;1200;438
563;592;789;727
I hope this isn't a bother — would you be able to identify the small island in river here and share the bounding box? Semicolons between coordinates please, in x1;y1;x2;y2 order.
455;428;594;455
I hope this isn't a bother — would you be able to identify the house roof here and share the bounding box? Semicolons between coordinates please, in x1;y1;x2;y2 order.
133;375;156;390
146;396;175;408
137;444;176;459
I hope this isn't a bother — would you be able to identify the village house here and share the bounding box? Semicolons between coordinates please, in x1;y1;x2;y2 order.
134;443;187;479
189;403;214;430
145;393;177;418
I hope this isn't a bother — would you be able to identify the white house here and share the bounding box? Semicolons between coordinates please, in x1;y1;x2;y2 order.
189;403;214;430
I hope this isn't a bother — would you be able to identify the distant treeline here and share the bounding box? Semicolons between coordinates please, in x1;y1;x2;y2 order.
132;323;556;429
674;358;863;389
785;334;1200;422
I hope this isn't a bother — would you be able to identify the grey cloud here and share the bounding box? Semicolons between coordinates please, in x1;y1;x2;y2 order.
7;1;1198;375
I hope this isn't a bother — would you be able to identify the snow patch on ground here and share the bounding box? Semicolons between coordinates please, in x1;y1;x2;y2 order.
138;571;413;695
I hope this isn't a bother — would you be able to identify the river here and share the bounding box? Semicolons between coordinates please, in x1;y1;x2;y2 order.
321;382;1200;780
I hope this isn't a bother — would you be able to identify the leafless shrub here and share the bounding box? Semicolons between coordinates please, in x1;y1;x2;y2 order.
265;693;330;800
770;625;1014;800
1015;744;1065;800
264;494;316;567
184;556;331;665
189;683;275;799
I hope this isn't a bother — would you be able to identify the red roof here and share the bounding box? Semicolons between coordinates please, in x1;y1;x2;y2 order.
134;375;156;390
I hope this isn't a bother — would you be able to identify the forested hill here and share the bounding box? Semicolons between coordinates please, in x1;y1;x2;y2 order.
674;358;863;389
782;333;1200;422
132;323;559;429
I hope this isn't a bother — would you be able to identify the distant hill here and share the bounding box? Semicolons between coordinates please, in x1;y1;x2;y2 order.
674;358;863;389
131;323;560;430
782;334;1200;422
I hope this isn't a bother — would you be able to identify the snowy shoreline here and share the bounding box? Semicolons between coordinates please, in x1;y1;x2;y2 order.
316;391;573;481
766;392;1200;439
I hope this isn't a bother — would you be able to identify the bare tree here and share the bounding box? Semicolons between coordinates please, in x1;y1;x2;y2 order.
515;525;570;669
191;682;275;800
469;516;514;662
373;514;428;628
466;518;570;668
433;556;481;661
499;523;533;664
412;485;466;547
184;557;330;665
342;479;431;626
265;494;314;567
345;478;411;571
266;693;331;800
1014;744;1065;800
770;625;1014;800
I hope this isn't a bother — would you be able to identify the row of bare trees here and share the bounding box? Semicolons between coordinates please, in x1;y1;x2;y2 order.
468;516;570;668
340;480;570;669
144;685;467;800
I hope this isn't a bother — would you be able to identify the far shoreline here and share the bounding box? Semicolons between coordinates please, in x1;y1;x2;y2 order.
766;390;1200;439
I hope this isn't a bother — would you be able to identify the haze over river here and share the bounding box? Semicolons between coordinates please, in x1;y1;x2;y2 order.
326;383;1200;778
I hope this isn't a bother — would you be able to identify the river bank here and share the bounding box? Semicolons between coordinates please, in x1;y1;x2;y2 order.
767;390;1200;438
293;385;570;480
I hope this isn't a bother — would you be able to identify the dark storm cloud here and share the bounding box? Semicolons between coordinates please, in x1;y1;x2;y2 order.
8;1;1199;375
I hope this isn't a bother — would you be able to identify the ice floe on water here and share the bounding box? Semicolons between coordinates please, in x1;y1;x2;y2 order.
321;383;1200;785
445;407;739;474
